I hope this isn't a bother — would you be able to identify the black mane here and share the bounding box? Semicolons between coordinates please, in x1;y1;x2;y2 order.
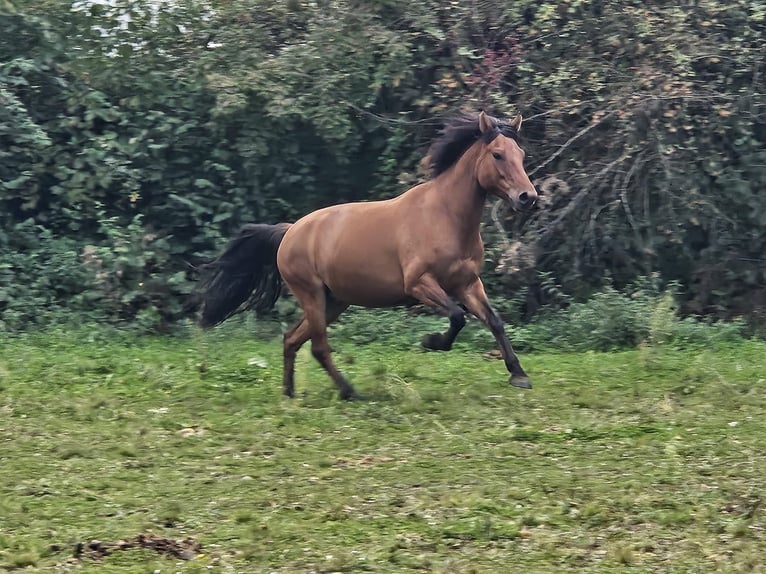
424;113;518;178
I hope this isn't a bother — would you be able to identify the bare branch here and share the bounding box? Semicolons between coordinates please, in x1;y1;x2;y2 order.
525;99;605;121
619;149;646;239
528;109;618;177
538;154;628;241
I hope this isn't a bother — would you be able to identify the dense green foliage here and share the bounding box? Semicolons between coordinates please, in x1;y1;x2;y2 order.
1;0;764;332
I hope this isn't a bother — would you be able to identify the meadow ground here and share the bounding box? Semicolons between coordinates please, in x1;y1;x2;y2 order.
1;321;765;573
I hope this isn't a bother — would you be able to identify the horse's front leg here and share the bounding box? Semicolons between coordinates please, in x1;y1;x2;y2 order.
458;278;531;389
422;306;466;351
406;274;466;351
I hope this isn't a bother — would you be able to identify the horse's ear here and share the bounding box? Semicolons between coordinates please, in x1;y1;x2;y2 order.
478;111;494;133
510;114;523;133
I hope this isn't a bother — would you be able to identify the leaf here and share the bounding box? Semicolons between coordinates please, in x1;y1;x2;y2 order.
424;27;445;41
192;179;215;189
169;194;204;212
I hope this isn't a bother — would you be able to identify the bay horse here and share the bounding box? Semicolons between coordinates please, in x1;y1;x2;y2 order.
199;111;538;400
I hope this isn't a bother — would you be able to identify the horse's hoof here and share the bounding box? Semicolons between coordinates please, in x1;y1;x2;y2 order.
339;387;359;401
421;333;441;350
422;333;450;351
509;375;532;389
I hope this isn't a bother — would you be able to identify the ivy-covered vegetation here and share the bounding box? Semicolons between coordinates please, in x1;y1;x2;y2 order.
1;0;764;332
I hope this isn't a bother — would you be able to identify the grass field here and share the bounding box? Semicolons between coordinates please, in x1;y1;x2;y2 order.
1;322;765;573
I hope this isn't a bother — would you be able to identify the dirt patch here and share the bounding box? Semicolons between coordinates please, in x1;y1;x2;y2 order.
68;531;201;562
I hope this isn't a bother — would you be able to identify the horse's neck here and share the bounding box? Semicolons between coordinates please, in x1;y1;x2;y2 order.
428;146;487;238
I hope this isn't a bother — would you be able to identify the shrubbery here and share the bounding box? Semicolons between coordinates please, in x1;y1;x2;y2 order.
1;1;763;333
328;276;747;354
0;266;749;354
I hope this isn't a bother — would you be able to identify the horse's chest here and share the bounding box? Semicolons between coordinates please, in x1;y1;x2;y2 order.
400;233;483;292
425;253;481;293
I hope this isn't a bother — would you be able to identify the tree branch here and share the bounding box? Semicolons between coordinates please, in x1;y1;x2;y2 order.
528;109;618;177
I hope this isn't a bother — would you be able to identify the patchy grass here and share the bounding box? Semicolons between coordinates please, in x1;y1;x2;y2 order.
1;323;765;572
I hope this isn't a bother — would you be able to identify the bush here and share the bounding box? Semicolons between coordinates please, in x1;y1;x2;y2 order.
0;220;98;331
2;0;763;334
0;214;194;333
323;277;747;355
508;278;747;353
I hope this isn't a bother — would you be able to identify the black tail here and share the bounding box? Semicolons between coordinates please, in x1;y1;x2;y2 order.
198;223;291;328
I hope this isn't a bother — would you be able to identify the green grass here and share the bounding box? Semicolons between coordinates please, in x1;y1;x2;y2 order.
1;323;765;573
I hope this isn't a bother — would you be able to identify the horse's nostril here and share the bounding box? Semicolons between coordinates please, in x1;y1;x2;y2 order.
519;192;530;206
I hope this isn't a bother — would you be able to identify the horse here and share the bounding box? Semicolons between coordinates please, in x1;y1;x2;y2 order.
199;111;538;400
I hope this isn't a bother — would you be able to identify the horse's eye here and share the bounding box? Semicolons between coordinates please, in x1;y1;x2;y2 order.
492;151;503;160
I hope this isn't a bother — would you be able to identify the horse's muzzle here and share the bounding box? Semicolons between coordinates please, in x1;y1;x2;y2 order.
517;191;536;209
511;190;538;211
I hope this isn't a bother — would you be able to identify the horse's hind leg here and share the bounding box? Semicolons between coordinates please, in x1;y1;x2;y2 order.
282;318;309;398
458;278;531;389
283;286;353;400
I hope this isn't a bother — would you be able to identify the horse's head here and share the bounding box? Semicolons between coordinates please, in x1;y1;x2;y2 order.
476;111;537;211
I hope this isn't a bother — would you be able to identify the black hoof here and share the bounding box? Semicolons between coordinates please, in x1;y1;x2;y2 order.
422;333;450;351
509;375;532;389
340;391;362;401
339;384;358;401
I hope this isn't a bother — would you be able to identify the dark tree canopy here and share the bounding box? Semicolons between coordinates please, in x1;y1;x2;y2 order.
1;0;764;331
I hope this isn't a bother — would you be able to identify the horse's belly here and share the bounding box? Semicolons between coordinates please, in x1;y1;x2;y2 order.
325;268;408;308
